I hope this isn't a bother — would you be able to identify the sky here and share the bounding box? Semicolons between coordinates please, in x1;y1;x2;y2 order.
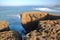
0;0;60;6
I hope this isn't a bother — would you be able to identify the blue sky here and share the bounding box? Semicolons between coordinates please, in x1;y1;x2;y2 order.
0;0;60;6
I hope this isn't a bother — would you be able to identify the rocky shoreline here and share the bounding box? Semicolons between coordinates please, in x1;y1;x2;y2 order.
21;12;60;40
0;12;60;40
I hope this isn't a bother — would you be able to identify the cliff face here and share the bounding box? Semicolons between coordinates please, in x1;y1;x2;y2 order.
21;12;60;33
21;12;60;40
21;12;48;33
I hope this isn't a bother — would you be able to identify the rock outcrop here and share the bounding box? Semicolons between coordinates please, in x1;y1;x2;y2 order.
0;21;9;32
0;31;22;40
38;20;60;40
21;12;48;32
21;12;47;24
26;20;60;40
21;12;60;33
0;21;22;40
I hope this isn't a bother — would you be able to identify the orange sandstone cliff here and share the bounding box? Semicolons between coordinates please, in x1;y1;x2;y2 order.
21;12;60;33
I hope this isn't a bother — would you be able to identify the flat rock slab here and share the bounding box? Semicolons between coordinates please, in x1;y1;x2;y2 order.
0;21;9;32
0;31;21;40
26;20;60;40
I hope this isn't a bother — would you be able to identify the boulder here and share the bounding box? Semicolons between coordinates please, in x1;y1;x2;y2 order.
0;31;22;40
0;21;9;32
21;12;47;32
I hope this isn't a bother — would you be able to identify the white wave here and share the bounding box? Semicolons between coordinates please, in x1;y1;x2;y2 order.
0;14;20;19
16;14;20;19
35;8;58;12
55;8;60;10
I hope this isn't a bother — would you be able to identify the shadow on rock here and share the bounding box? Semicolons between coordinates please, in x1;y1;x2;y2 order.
21;12;60;33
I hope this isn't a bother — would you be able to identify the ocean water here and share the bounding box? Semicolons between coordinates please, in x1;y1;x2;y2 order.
0;6;60;37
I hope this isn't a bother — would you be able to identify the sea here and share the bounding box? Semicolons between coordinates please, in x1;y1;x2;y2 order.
0;6;60;38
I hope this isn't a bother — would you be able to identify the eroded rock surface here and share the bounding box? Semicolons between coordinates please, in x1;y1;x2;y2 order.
26;20;60;40
0;21;22;40
21;12;47;32
0;21;9;32
21;12;47;24
21;12;60;33
0;31;22;40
